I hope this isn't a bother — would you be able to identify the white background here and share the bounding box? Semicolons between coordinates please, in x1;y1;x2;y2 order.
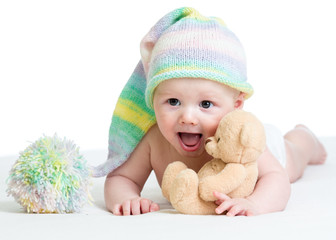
1;0;335;157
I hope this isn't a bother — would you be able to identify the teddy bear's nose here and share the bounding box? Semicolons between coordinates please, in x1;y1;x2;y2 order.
205;138;212;145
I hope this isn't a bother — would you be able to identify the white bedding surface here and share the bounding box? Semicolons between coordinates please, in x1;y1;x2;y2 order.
1;137;335;240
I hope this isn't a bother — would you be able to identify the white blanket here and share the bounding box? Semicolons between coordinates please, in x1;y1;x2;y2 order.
1;137;335;240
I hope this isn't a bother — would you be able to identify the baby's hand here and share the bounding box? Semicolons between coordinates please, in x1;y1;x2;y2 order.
213;191;258;216
112;197;160;216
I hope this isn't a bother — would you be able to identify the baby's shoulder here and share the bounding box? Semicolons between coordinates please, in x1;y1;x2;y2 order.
145;124;165;144
144;124;170;155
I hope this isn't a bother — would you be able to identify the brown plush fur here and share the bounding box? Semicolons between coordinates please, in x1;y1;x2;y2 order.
161;110;266;215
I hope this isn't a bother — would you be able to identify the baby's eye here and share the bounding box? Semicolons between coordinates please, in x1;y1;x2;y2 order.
168;98;181;106
200;100;213;109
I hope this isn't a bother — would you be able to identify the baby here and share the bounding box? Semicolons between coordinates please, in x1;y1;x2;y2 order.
94;7;327;216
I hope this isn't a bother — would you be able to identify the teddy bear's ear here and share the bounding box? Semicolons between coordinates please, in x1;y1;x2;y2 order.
239;122;255;148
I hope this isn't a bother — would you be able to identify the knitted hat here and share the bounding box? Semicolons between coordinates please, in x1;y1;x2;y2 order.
141;7;252;108
92;7;252;177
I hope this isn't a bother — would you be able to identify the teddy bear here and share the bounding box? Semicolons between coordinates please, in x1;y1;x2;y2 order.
161;110;266;215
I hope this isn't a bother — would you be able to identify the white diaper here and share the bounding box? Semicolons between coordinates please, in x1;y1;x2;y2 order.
263;124;287;168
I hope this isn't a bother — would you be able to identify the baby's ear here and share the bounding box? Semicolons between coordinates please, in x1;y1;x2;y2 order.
234;92;245;109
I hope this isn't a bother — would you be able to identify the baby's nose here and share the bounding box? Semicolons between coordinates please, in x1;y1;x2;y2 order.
179;109;198;125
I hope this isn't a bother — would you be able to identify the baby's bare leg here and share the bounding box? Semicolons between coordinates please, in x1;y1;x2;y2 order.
284;125;327;183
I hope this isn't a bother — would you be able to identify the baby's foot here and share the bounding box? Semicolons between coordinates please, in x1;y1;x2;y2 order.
295;124;327;164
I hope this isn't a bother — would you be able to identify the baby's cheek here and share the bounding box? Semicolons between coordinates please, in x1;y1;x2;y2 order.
206;119;222;137
206;109;232;136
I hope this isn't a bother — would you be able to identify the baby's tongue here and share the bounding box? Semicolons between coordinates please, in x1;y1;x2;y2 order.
180;133;201;146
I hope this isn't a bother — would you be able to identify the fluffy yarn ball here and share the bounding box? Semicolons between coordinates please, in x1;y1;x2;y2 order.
7;135;91;213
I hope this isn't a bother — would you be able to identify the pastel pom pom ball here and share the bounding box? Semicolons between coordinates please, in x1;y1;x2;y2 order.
7;135;91;213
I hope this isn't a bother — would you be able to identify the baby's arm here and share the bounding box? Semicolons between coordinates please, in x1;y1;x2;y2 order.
214;147;291;216
104;133;159;215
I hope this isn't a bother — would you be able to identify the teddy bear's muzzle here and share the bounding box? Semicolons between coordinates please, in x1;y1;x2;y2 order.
205;137;213;145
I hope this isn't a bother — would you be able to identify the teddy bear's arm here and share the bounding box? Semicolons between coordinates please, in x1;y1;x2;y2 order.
199;163;246;202
198;158;226;179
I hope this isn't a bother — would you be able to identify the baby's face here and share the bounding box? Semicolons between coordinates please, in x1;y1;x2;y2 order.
153;78;244;158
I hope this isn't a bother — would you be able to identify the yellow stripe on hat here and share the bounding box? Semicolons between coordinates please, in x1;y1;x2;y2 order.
114;98;155;133
154;65;230;77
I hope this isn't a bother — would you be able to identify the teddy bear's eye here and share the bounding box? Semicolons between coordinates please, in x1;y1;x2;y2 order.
217;137;221;142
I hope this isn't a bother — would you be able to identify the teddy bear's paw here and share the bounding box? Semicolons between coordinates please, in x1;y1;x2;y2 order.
170;169;198;205
162;161;188;201
199;176;218;202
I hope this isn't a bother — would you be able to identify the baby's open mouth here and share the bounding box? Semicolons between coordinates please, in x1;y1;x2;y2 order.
178;132;203;152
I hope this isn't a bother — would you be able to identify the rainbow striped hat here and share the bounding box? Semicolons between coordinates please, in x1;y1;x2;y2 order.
141;7;252;108
92;7;252;177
